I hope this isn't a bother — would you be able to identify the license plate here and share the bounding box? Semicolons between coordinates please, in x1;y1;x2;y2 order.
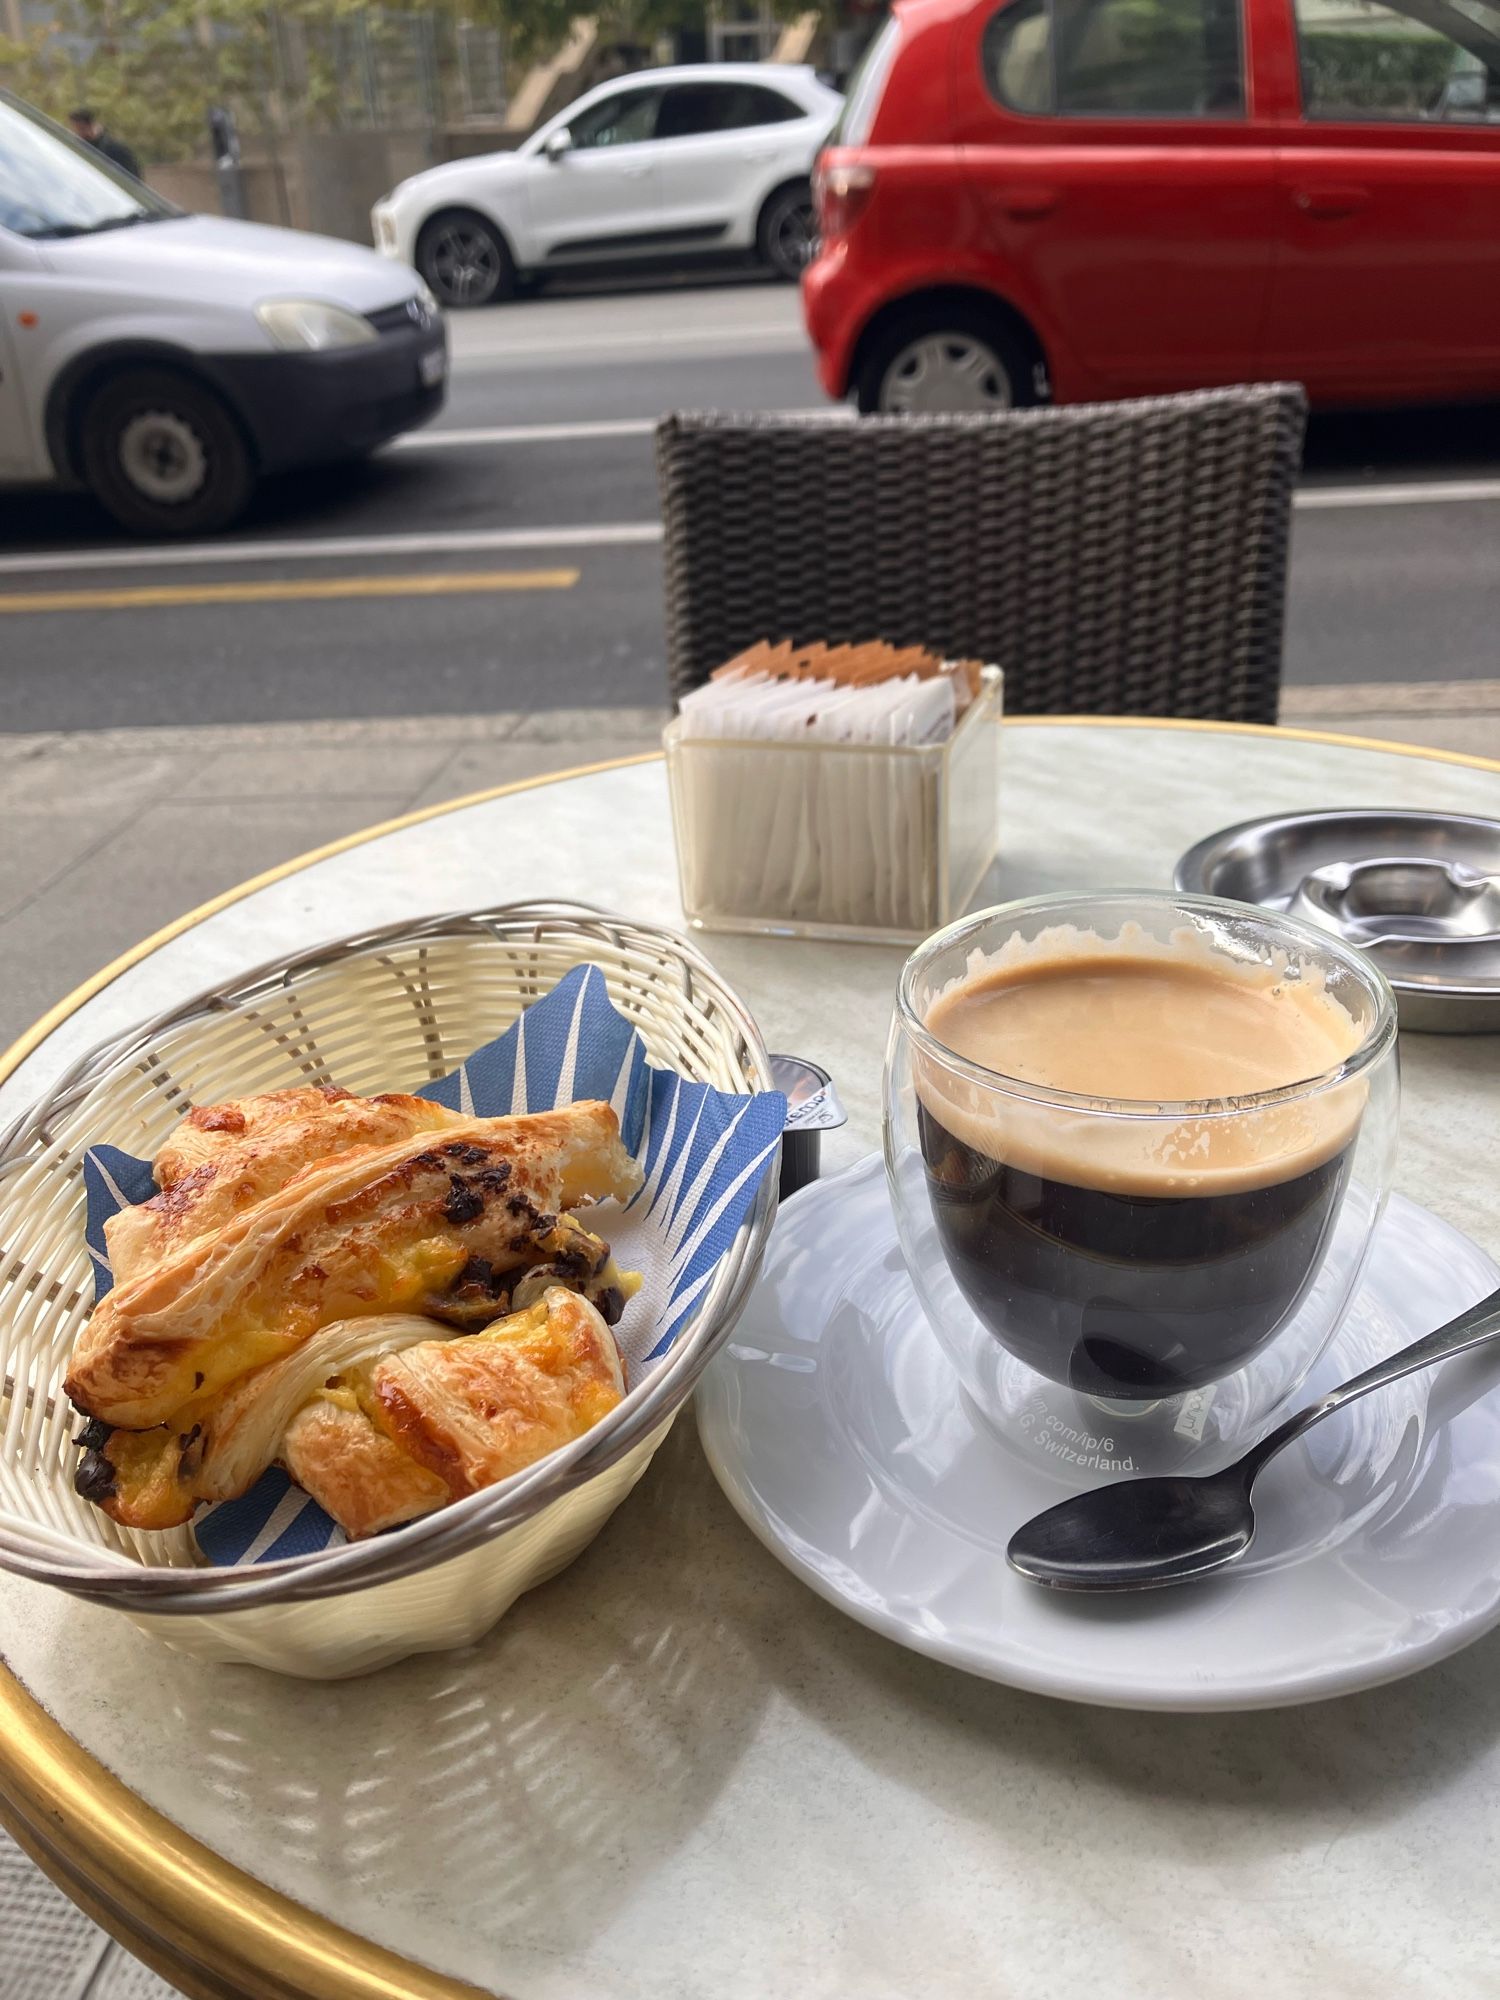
419;347;446;388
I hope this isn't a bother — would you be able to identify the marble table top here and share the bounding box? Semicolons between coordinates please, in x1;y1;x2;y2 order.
4;720;1500;2000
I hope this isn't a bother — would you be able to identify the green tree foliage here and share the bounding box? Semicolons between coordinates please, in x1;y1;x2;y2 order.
0;0;366;163
0;0;833;163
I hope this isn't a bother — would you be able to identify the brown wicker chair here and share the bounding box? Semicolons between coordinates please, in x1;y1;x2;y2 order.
655;386;1307;721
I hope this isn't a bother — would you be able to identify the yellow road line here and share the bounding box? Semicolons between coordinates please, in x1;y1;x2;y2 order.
0;569;579;614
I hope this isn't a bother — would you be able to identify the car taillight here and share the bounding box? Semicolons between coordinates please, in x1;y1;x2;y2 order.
814;162;876;242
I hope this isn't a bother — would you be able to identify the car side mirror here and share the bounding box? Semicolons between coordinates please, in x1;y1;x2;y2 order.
544;128;573;162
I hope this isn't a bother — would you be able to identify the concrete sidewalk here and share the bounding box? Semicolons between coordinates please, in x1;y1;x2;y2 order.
0;706;665;1053
2;679;1498;2000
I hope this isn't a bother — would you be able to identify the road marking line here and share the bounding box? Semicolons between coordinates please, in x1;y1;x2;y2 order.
398;419;658;447
0;526;661;577
0;570;579;613
391;409;853;449
6;477;1498;580
1295;478;1500;510
451;323;804;363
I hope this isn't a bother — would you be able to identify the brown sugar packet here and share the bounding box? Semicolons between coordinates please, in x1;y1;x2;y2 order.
786;643;834;680
823;642;903;687
712;639;794;682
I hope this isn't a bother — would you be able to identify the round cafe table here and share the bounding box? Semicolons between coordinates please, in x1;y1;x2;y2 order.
3;718;1500;2000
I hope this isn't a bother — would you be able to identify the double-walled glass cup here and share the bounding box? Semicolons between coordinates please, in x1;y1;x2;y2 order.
884;892;1400;1478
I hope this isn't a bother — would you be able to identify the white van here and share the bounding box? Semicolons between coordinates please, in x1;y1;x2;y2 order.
0;92;446;536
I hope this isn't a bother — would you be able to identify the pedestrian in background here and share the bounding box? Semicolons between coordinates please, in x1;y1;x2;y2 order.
68;108;141;179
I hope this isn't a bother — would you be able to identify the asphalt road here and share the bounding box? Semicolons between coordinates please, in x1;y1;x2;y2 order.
3;272;1499;734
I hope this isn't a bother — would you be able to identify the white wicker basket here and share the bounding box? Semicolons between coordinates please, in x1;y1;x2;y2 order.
0;902;778;1677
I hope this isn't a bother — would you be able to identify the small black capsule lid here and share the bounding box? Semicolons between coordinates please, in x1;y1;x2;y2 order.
769;1054;848;1202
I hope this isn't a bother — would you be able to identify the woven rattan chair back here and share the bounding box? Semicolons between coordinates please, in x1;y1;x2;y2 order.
656;386;1307;721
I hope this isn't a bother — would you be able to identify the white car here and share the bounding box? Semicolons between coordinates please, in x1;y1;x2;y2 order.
0;91;446;536
373;63;843;309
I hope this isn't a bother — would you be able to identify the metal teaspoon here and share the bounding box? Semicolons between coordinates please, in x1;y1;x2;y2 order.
1006;1280;1500;1592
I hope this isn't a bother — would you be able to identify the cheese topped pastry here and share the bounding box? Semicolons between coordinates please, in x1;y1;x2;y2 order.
77;1288;626;1538
69;1089;642;1535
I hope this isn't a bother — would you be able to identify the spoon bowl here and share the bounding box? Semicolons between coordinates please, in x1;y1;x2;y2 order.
1008;1467;1256;1591
1006;1278;1500;1593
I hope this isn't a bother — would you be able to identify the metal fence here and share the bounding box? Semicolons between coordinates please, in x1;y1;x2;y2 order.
264;7;506;130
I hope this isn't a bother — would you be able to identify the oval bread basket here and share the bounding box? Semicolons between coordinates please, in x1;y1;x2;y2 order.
0;902;778;1677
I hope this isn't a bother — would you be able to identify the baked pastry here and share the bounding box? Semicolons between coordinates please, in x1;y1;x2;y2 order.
78;1287;624;1537
287;1287;624;1537
69;1089;643;1534
70;1099;639;1428
106;1085;464;1286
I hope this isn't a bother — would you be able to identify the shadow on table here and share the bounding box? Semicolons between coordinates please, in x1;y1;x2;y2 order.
91;1401;1500;1978
151;1417;771;1966
744;1498;1500;1861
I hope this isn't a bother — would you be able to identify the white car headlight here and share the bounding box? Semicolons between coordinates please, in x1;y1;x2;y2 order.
255;300;379;352
415;279;439;316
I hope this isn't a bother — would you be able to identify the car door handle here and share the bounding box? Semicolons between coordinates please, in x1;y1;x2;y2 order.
994;185;1061;221
1291;185;1369;220
618;164;652;179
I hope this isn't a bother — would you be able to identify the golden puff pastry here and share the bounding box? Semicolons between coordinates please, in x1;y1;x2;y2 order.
77;1289;624;1537
68;1100;641;1432
76;1311;447;1530
107;1086;465;1287
288;1288;625;1537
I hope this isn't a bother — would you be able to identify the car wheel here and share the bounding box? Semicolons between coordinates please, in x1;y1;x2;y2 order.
856;306;1038;416
757;182;817;282
78;368;254;537
417;211;515;309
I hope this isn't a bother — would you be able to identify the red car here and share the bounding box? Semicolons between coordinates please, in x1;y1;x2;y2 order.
805;0;1500;413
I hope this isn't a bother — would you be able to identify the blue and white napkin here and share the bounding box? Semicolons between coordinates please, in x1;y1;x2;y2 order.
82;964;785;1565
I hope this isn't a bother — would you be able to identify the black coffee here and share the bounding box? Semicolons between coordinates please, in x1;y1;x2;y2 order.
917;945;1362;1399
918;1103;1353;1396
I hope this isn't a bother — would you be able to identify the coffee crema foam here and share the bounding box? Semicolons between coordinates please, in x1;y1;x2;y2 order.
916;922;1367;1197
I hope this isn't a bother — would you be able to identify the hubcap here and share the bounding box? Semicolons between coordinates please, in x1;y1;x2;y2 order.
428;225;500;305
879;333;1012;416
117;410;208;504
772;199;816;275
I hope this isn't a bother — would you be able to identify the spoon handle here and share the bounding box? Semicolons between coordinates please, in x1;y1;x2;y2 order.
1245;1280;1500;1479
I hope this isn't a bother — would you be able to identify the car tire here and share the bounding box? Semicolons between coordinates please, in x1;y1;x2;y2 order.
416;210;516;309
757;181;817;282
78;367;255;538
855;304;1039;416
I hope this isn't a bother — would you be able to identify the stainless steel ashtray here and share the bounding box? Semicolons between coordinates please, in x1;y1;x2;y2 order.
1174;810;1500;1032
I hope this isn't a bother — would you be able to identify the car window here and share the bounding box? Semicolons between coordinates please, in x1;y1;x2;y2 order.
830;19;901;145
983;0;1245;118
654;81;804;137
567;86;664;149
1292;0;1500;122
739;83;807;124
0;92;175;237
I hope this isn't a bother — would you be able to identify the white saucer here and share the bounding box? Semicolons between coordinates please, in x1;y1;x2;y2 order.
697;1154;1500;1711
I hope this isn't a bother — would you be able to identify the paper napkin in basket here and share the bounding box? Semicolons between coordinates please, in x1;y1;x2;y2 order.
82;964;786;1565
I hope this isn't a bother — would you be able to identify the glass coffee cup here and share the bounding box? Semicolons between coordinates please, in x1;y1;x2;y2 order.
884;892;1400;1476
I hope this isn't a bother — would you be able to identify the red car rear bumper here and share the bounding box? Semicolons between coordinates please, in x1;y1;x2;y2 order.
801;247;861;401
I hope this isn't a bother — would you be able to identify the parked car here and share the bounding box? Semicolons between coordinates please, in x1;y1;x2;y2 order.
373;63;844;307
804;0;1500;413
0;91;446;536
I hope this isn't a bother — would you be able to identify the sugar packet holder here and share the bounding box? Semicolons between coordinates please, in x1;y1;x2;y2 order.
665;664;1004;944
83;962;787;1567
